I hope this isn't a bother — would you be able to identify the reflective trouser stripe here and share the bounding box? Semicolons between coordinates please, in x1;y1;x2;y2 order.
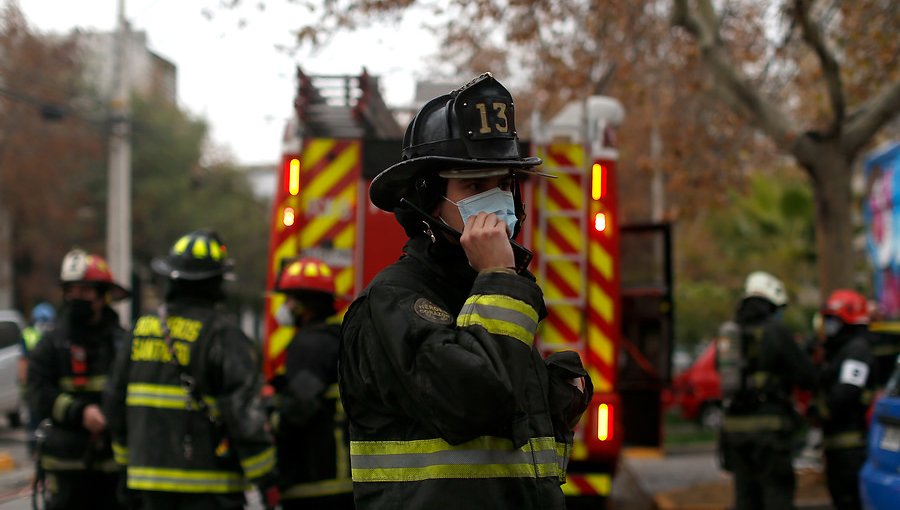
112;441;128;465
722;415;788;432
59;375;108;392
457;294;539;347
282;478;353;499
350;436;562;482
823;431;866;449
241;447;276;480
127;466;249;493
41;455;119;473
126;383;218;415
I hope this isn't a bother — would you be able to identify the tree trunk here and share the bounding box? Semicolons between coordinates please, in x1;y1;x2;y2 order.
805;140;856;295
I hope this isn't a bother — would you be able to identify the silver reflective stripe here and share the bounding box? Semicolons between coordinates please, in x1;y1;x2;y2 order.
350;444;558;469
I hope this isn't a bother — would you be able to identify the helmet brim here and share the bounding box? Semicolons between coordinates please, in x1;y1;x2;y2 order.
151;257;233;281
369;155;543;212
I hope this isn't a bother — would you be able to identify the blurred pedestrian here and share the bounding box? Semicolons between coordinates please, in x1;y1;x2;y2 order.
270;257;354;509
816;289;876;510
27;249;130;509
104;229;278;510
719;271;816;510
340;73;593;509
19;301;55;454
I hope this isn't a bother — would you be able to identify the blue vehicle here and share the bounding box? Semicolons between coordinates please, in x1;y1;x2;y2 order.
861;354;900;509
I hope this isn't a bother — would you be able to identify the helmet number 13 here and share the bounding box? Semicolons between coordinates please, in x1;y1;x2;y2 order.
475;102;509;134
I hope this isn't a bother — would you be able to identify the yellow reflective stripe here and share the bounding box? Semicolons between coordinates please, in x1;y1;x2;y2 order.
52;393;74;422
126;383;218;414
282;478;353;499
59;375;108;392
722;415;788;432
128;466;249;493
350;436;560;482
823;431;866;449
241;447;276;480
458;295;539;346
41;455;85;471
112;442;128;465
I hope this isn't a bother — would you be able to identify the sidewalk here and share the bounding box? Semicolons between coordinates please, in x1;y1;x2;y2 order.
618;444;833;510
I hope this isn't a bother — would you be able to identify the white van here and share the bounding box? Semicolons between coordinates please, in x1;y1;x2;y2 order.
0;309;24;427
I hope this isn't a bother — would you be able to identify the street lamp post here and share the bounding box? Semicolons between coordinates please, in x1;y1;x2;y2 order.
107;0;132;325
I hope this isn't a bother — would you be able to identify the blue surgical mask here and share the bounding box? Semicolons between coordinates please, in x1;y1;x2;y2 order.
445;187;517;238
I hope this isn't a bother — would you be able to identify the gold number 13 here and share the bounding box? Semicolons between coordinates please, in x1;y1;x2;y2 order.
475;102;509;134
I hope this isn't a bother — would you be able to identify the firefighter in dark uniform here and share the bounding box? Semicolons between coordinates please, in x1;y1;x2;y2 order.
339;73;593;510
27;249;130;510
104;230;278;510
816;289;876;510
720;271;816;510
270;257;354;509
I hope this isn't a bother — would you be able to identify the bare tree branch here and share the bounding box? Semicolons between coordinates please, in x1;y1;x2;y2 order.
794;0;844;134
842;80;900;156
672;0;798;151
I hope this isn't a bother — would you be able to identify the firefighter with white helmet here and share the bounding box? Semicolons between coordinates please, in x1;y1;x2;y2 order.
719;271;816;510
104;230;277;510
270;257;353;509
816;289;876;510
340;73;592;509
27;248;131;509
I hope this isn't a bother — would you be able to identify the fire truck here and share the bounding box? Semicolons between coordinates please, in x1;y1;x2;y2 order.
263;69;673;507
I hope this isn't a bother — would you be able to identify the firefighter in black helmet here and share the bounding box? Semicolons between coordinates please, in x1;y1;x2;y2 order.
340;73;592;510
104;230;278;510
28;249;130;510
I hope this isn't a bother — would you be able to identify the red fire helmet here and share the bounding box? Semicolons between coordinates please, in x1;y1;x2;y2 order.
822;289;869;325
275;257;335;296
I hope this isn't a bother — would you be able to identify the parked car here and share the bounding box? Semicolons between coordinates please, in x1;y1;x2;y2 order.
669;342;723;429
860;354;900;509
0;309;24;427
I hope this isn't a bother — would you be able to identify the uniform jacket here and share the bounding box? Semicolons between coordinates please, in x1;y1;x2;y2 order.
819;329;876;448
104;297;275;493
723;298;816;434
339;235;592;510
274;319;352;501
27;306;125;473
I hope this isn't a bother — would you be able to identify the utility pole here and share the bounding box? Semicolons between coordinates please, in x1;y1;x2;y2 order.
107;0;131;325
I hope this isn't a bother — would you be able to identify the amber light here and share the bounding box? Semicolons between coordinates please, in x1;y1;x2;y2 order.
598;403;612;441
288;158;301;196
592;163;605;200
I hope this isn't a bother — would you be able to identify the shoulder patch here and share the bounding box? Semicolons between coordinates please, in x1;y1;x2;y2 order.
413;298;453;325
838;359;869;387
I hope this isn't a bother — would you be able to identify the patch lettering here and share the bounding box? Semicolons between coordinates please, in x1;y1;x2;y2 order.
413;298;453;325
838;359;869;387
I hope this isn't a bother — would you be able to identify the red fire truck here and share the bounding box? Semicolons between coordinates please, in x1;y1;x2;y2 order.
263;70;673;507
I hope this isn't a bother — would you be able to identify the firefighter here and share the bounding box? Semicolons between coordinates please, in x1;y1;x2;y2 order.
270;257;353;509
719;271;816;510
27;249;130;510
104;229;278;510
816;289;876;510
19;301;56;454
340;73;593;509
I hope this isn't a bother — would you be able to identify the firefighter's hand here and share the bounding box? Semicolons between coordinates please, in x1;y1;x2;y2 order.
82;404;107;434
460;212;515;272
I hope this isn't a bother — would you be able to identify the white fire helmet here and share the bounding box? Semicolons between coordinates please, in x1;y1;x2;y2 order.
743;271;788;307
